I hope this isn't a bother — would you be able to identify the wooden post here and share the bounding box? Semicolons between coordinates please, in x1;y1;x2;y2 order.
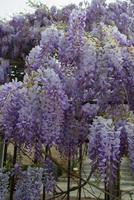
10;145;17;200
43;146;48;200
78;143;82;200
0;139;5;168
67;150;71;200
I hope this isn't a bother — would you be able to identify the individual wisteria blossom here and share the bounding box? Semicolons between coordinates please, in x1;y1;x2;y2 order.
88;117;122;185
0;169;9;200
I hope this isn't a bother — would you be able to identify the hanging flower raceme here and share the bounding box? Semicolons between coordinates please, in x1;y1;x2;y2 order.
18;67;68;159
65;8;86;54
31;26;63;70
115;119;128;157
0;80;25;145
125;122;134;171
0;169;9;200
14;161;56;199
42;158;56;193
91;24;126;109
14;167;43;200
88;117;122;185
58;108;81;157
59;8;86;66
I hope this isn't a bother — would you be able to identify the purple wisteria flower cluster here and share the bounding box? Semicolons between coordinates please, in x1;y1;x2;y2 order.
1;0;134;197
88;117;121;185
14;167;43;200
0;169;9;200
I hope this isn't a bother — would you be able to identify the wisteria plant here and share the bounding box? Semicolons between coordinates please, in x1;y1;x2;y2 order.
1;0;134;200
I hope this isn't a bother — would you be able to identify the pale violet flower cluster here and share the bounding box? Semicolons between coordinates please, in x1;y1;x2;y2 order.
88;117;122;185
0;169;9;200
14;167;43;200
